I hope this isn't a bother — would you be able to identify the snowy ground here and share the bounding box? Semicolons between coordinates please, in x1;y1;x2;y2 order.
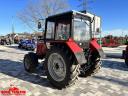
103;45;127;58
0;45;128;96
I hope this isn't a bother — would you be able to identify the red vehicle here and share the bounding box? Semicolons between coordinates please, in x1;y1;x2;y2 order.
23;10;105;89
123;45;128;66
102;36;119;47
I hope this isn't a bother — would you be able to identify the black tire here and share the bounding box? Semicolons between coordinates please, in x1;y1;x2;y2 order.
125;59;128;66
18;46;21;49
24;53;38;72
45;47;79;89
31;49;35;51
18;45;21;48
80;52;101;77
26;47;29;50
122;50;126;59
124;52;128;66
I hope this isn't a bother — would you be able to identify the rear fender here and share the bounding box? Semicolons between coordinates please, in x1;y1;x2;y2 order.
66;38;87;64
90;38;105;58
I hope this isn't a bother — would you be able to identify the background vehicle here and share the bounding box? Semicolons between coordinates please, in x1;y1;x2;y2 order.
25;39;36;51
0;39;6;45
18;39;26;48
18;39;35;51
122;45;128;66
0;38;11;45
23;10;105;89
102;35;120;47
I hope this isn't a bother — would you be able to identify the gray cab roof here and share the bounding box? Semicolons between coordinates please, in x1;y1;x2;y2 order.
46;10;96;21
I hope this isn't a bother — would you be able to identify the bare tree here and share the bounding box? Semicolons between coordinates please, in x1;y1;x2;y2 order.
18;0;69;32
78;0;94;10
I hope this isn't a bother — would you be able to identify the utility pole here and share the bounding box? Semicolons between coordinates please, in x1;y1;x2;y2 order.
78;0;88;10
11;16;15;44
82;0;87;10
78;0;94;10
12;16;15;34
99;29;102;47
122;30;124;44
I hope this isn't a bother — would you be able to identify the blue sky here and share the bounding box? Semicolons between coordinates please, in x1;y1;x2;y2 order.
0;0;128;36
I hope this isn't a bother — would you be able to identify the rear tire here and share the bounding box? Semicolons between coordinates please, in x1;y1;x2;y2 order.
45;47;79;89
24;53;38;72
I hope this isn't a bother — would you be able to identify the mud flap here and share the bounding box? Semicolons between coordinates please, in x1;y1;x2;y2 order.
97;48;106;58
74;52;87;65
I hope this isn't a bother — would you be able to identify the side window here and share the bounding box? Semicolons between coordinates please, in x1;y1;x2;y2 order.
46;22;55;39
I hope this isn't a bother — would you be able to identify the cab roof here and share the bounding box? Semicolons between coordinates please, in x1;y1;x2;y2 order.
46;10;89;21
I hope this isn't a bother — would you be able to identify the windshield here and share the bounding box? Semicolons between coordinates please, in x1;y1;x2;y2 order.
74;18;91;41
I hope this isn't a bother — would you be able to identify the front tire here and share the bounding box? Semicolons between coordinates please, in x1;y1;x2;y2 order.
80;51;101;77
125;58;128;66
45;47;79;89
122;50;126;59
24;53;38;72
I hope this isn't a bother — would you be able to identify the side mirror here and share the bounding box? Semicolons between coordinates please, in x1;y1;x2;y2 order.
85;12;101;34
94;16;101;33
38;22;42;29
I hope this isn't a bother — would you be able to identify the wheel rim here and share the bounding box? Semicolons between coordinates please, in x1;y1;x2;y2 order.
24;57;30;70
48;53;66;82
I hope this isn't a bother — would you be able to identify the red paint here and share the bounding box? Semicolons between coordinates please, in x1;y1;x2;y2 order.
90;38;102;51
66;38;83;53
36;42;47;56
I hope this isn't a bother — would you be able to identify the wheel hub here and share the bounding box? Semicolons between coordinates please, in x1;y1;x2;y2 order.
55;63;59;70
48;53;66;82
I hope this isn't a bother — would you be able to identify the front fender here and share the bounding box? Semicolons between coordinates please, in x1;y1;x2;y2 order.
90;39;106;58
66;39;87;64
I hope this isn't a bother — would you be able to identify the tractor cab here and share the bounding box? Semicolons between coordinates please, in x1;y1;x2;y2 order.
39;10;101;48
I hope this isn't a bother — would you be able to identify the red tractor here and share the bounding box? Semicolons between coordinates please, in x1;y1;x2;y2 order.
23;10;105;89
